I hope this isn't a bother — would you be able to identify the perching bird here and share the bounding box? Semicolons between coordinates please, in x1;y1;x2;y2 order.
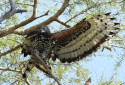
22;26;52;78
21;12;120;78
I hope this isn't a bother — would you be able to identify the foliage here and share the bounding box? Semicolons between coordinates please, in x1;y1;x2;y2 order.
0;0;125;85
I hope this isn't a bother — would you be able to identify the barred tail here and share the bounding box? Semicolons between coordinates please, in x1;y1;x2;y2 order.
22;60;52;78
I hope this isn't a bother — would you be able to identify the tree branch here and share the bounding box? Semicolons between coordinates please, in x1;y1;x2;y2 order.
108;54;125;84
0;0;69;37
0;67;21;73
0;32;40;56
16;9;27;13
16;3;33;7
0;0;27;23
65;0;115;23
111;45;125;49
9;0;16;10
0;0;70;56
0;44;21;56
0;67;31;85
56;18;71;28
53;0;69;18
32;0;38;17
14;0;70;35
111;39;125;41
35;10;49;19
24;78;31;85
0;0;38;38
13;10;49;35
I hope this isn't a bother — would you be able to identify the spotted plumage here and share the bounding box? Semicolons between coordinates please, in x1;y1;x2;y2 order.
22;26;52;78
21;13;120;78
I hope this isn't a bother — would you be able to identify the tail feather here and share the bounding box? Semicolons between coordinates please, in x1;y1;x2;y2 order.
22;60;52;78
23;61;34;78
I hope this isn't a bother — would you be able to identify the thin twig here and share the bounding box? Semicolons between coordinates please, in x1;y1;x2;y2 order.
36;10;49;19
0;44;22;56
108;53;125;84
0;0;69;37
16;3;33;6
0;31;39;56
32;0;38;17
0;67;31;85
111;45;125;49
14;0;70;35
0;67;21;73
56;18;71;28
0;0;27;23
111;39;125;41
65;0;116;23
24;78;31;85
9;0;16;10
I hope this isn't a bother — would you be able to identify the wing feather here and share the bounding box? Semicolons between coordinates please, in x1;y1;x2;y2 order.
52;13;120;63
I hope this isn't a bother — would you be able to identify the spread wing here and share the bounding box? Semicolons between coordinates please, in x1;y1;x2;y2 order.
51;13;120;63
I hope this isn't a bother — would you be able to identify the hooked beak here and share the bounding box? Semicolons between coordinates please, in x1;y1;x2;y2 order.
41;29;45;33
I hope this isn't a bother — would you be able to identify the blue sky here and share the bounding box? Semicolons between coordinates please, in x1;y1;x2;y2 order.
0;0;125;85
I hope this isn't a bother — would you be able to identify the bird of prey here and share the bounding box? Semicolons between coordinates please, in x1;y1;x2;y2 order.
21;13;120;78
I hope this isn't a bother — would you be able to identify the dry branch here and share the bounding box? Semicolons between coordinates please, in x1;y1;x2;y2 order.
32;0;38;17
16;3;33;6
111;45;125;49
0;67;31;85
10;0;16;10
0;0;27;23
14;0;70;35
0;0;69;37
0;32;39;56
13;10;49;35
24;78;31;85
0;0;38;38
0;10;48;38
56;18;71;28
0;44;21;56
66;0;116;23
0;67;21;73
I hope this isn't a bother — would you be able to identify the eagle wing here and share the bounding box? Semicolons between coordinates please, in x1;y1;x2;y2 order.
51;13;120;63
21;30;39;57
